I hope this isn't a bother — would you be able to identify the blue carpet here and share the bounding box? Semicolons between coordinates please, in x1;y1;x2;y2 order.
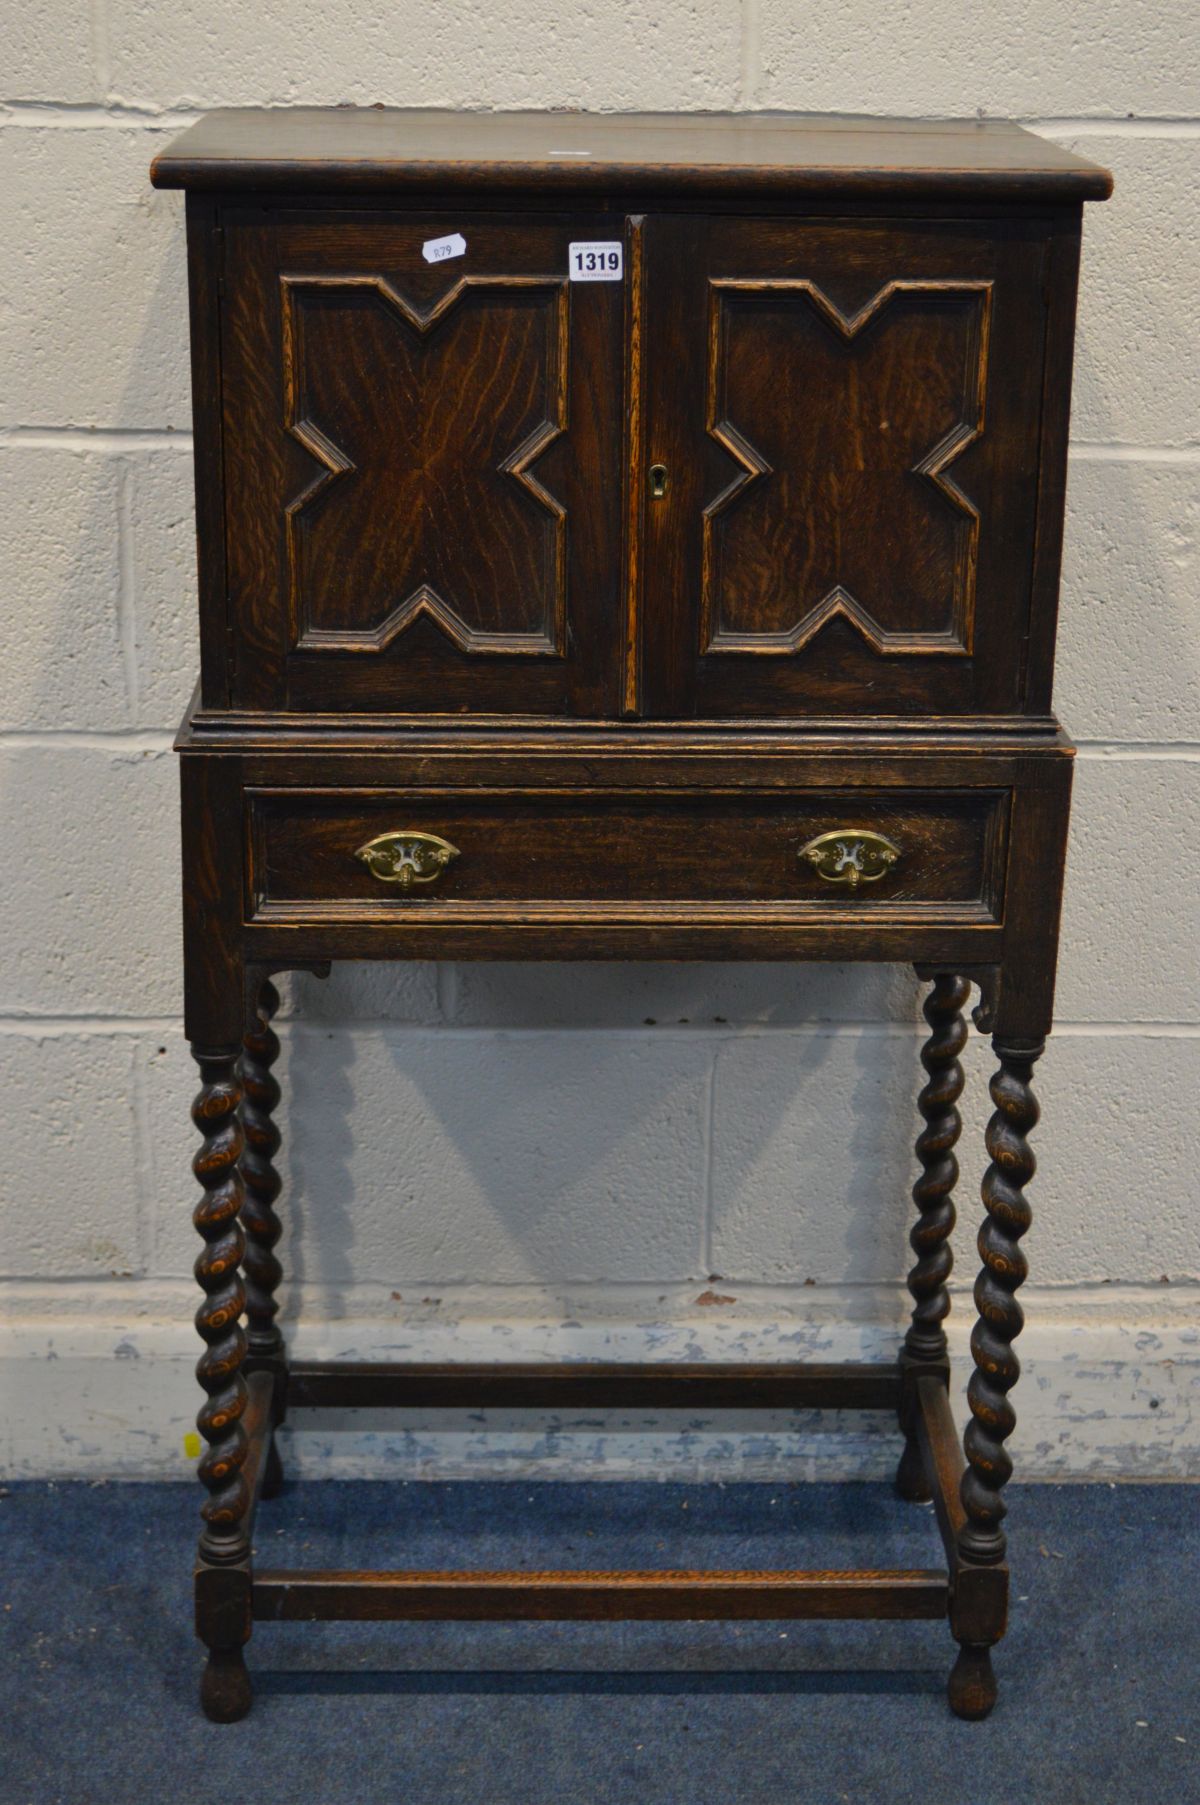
2;1478;1196;1804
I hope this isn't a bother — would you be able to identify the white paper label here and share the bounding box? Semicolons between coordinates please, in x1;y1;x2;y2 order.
568;241;623;282
422;232;467;264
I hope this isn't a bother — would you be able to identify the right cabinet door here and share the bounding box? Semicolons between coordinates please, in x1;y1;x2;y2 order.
638;214;1051;719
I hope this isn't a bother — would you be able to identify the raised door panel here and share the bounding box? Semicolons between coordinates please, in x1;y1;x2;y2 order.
638;215;1050;718
220;210;626;713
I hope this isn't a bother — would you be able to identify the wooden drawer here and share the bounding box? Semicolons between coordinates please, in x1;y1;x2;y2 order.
247;787;1009;923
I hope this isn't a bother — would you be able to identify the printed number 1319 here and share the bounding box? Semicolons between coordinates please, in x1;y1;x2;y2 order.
568;241;623;281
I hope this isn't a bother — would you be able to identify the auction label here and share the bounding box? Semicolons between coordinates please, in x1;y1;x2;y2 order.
422;232;467;264
568;241;623;281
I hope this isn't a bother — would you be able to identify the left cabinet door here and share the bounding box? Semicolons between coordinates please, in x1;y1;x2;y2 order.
218;209;628;714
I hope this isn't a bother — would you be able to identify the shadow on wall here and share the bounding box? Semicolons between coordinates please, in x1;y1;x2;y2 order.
276;974;940;1322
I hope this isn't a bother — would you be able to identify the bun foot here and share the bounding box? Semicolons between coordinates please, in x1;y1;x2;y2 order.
201;1646;253;1722
948;1643;997;1720
261;1438;284;1501
894;1435;931;1502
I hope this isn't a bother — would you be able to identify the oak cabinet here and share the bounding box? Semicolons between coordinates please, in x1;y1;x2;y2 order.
151;109;1110;1724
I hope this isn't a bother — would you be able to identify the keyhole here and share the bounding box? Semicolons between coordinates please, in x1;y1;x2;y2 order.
649;463;668;499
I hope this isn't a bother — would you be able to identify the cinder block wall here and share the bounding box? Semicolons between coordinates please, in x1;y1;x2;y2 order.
2;5;1197;1480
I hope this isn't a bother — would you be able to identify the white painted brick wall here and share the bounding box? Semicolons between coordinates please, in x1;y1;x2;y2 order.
0;128;189;428
0;746;179;1017
0;447;126;730
754;5;1200;118
102;1;743;112
1057;460;1200;741
1062;135;1200;446
2;3;1198;1481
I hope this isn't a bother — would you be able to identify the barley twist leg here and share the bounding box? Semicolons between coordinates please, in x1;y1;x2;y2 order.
948;1036;1044;1720
896;973;968;1500
191;1044;252;1721
240;979;285;1499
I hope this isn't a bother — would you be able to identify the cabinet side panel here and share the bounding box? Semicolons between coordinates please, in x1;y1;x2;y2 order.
186;195;232;709
996;753;1074;1040
1023;213;1083;716
181;753;245;1045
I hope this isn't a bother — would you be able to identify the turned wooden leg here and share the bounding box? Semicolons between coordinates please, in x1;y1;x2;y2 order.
948;1034;1044;1719
896;972;967;1502
240;979;285;1499
191;1043;253;1722
959;1036;1041;1558
948;1642;998;1721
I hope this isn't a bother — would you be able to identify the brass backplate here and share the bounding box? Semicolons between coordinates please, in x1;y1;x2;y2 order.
798;829;902;888
355;830;461;891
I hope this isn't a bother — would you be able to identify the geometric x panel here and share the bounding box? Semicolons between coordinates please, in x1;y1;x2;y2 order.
280;273;569;656
702;279;993;657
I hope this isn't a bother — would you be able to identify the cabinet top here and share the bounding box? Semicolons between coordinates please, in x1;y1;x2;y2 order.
151;108;1111;202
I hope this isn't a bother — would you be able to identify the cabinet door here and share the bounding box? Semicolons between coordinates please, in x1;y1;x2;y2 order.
221;210;626;714
638;215;1050;718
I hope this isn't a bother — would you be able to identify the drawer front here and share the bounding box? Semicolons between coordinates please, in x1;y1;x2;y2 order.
247;788;1009;922
639;214;1049;720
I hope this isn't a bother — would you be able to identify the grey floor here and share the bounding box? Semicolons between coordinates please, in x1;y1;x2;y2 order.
2;1477;1197;1804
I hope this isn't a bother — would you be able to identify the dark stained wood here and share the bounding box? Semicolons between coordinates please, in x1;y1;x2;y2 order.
239;980;284;1366
220;210;625;715
248;785;1009;916
184;198;231;710
286;1359;901;1413
186;192;1096;727
641;213;1051;719
194;1579;252;1724
622;213;647;717
163;109;1102;1721
229;730;1070;778
895;972;968;1501
180;752;246;1047
915;1372;968;1561
190;1045;253;1722
904;974;969;1364
1023;220;1085;715
959;1038;1043;1568
247;914;1005;969
190;1046;249;1557
151;109;1112;203
183;712;1069;747
253;1567;949;1623
911;1371;1010;1719
948;1642;999;1720
236;1368;280;1529
991;755;1074;1040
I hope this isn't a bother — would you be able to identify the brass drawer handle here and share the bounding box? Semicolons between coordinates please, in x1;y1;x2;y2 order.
798;829;901;889
355;830;460;891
